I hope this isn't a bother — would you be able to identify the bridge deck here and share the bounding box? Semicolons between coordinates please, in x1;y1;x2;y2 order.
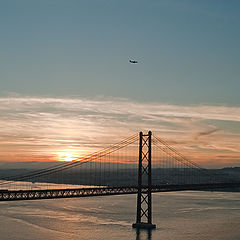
0;183;240;201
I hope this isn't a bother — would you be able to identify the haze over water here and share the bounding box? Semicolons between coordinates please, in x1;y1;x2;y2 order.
1;191;240;240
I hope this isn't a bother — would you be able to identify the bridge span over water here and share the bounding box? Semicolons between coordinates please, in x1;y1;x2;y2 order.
1;183;240;201
0;131;239;229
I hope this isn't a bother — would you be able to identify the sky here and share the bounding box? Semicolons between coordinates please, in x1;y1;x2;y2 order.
0;0;240;168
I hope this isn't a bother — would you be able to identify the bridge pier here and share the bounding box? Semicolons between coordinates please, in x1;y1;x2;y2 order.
132;131;156;229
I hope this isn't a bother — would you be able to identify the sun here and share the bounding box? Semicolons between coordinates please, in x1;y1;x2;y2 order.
57;152;78;162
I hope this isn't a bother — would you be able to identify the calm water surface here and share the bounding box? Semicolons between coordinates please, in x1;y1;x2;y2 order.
0;191;240;240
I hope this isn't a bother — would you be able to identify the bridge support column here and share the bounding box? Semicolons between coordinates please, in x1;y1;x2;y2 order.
132;131;156;229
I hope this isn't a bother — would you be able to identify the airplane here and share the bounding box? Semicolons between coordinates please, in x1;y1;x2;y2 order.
129;60;138;64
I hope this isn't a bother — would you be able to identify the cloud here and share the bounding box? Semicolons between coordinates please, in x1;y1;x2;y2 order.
194;128;220;140
0;96;239;166
0;96;240;122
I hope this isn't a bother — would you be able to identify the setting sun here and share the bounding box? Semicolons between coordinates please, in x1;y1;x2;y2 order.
57;152;78;162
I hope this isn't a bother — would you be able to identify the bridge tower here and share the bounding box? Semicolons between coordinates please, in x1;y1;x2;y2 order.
132;131;156;229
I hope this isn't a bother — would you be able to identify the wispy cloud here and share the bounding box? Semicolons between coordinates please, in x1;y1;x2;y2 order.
194;128;220;140
0;96;239;166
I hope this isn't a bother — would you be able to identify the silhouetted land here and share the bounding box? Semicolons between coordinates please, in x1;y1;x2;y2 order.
0;164;240;191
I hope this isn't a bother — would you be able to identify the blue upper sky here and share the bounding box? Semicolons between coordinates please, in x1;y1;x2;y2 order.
1;0;240;105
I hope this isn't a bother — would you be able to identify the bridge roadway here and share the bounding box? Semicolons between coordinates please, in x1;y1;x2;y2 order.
1;183;240;201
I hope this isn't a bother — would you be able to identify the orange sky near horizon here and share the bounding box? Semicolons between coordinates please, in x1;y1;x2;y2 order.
0;97;239;168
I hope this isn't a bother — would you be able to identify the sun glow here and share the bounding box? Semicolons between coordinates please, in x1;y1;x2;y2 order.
57;152;78;162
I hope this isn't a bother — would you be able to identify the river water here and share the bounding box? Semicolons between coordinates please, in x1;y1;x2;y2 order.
0;191;240;240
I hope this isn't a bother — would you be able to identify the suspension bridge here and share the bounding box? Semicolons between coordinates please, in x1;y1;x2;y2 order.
0;131;239;229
